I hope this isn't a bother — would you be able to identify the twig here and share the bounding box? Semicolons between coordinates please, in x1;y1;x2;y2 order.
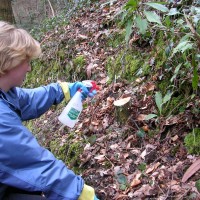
104;155;115;168
47;0;55;17
129;117;140;130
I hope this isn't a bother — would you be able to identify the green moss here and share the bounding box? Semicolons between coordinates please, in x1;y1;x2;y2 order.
142;62;151;76
153;32;168;70
184;128;200;155
72;55;86;67
162;95;185;116
104;161;112;169
106;50;144;82
107;31;126;48
50;137;84;174
196;180;200;192
63;55;87;82
157;78;171;95
57;50;65;60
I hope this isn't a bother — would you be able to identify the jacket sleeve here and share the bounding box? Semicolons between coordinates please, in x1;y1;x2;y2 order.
16;83;66;120
0;106;84;200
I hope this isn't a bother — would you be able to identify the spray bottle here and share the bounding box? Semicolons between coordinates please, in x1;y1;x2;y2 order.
58;80;99;128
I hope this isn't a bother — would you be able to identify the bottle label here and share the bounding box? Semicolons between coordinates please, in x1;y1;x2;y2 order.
67;108;80;120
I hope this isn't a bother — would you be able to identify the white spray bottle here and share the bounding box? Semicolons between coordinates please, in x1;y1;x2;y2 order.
58;80;99;128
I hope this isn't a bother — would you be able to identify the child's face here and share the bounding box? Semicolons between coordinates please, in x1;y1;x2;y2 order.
7;59;31;87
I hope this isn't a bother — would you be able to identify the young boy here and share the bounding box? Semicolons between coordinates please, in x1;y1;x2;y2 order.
0;21;99;200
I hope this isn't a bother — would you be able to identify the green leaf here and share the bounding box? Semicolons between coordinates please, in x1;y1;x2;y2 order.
125;19;133;44
167;8;180;16
170;63;182;82
115;169;127;190
145;114;158;120
144;3;169;12
192;65;199;90
135;15;148;34
164;15;171;28
144;11;162;25
136;129;146;138
123;0;139;11
117;173;127;185
138;162;146;172
163;91;173;105
194;7;200;14
172;41;193;55
155;92;163;114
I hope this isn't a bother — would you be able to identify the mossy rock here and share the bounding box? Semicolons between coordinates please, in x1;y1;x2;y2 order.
184;128;200;155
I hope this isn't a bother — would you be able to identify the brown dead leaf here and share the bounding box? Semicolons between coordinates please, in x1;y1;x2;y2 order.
146;82;156;91
130;173;142;187
182;159;200;183
107;96;115;106
86;63;95;78
102;116;109;129
77;34;88;39
132;184;155;197
164;115;183;126
131;178;141;187
129;34;140;47
137;114;147;121
115;194;129;200
94;155;105;163
146;162;160;174
171;135;179;142
91;121;99;126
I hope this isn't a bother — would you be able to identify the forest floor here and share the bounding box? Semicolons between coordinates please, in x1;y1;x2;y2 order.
34;0;200;199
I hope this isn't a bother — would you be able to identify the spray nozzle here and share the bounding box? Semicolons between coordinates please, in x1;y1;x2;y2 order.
82;80;100;92
90;81;100;92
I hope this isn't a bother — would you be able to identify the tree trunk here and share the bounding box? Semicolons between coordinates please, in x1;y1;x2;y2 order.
0;0;15;23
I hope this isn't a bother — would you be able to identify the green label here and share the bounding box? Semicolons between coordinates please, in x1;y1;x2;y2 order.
67;108;80;120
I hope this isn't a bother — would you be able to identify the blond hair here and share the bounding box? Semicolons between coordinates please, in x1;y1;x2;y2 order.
0;21;41;75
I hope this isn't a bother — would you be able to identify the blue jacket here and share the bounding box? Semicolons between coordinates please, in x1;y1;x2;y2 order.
0;83;84;200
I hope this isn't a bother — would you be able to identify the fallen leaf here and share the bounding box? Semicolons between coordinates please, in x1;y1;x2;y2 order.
146;162;160;174
94;155;105;162
86;63;95;78
182;159;200;183
137;114;147;121
146;82;156;91
78;34;88;39
107;96;115;106
102;116;109;129
135;78;143;83
130;173;142;187
114;97;131;106
91;121;99;126
171;135;179;142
